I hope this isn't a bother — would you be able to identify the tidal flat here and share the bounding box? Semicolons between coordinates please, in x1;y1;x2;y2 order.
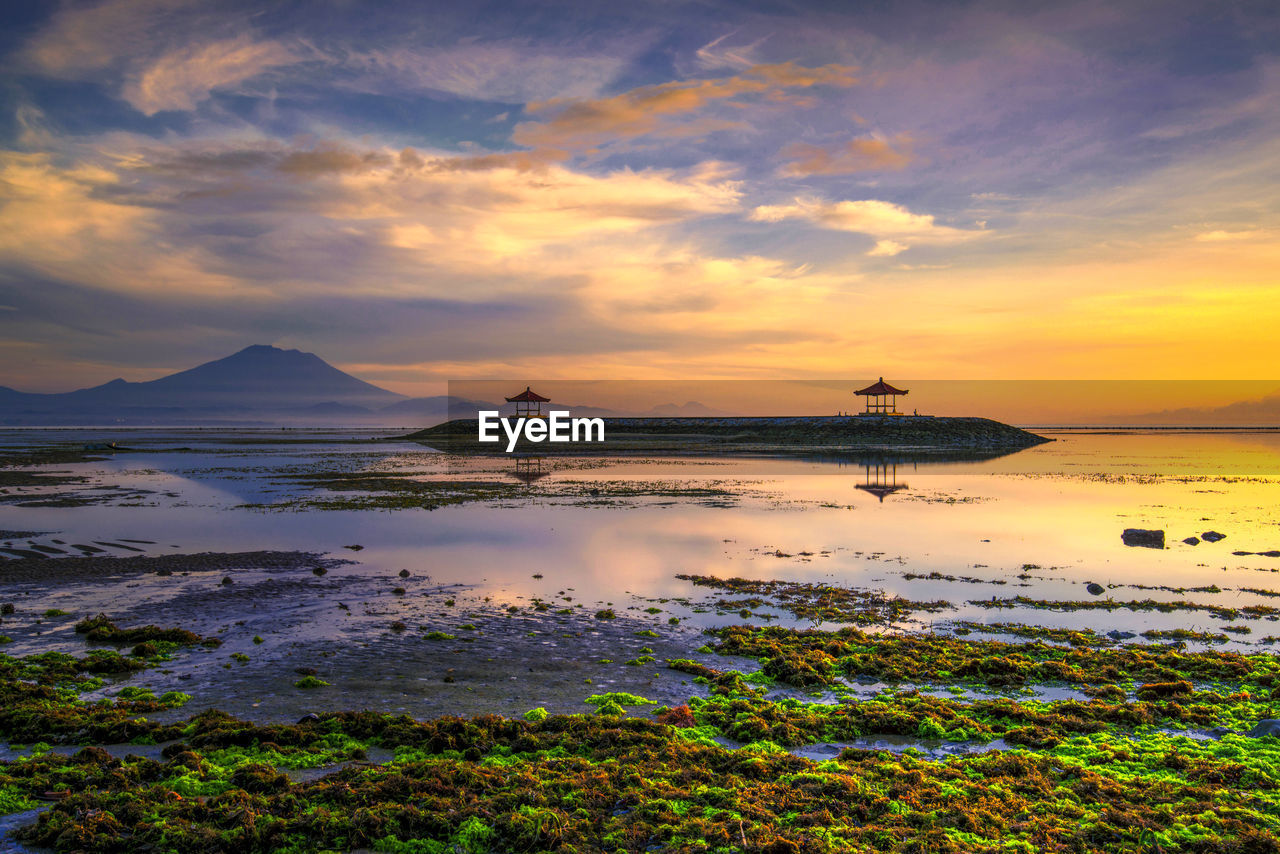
2;427;1280;852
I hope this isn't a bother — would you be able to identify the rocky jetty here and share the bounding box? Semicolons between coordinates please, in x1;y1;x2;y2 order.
400;415;1051;456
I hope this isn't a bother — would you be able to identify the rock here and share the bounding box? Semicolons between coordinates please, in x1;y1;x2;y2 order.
1247;719;1280;738
1207;726;1238;738
220;576;233;585
343;544;364;551
1107;630;1136;640
1121;528;1165;549
398;569;410;578
312;567;326;576
1182;537;1200;546
1086;582;1106;596
1202;531;1226;542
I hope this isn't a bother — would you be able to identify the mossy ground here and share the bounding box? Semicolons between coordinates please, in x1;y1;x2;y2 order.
2;608;1280;853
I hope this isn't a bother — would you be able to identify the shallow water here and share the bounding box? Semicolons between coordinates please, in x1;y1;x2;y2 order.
4;430;1280;613
1;427;1279;725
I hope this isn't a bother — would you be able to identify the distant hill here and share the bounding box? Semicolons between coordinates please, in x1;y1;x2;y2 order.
0;345;416;425
1120;388;1280;426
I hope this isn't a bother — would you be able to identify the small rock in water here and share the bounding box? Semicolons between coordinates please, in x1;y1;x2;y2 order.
1247;719;1280;738
297;713;320;724
220;576;233;585
1208;726;1238;738
1121;528;1165;549
1202;531;1226;542
1183;537;1200;546
344;544;364;551
1086;582;1105;596
399;569;410;578
1107;630;1136;640
312;566;326;576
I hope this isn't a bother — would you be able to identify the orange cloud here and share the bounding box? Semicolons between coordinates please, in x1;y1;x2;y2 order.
1193;229;1269;242
750;197;984;254
780;135;913;176
513;62;857;153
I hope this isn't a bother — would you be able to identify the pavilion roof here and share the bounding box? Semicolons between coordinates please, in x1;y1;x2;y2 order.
506;386;551;403
854;377;909;396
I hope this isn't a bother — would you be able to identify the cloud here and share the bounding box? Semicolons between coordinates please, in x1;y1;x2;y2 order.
512;62;857;154
21;0;301;115
339;43;630;103
0;137;746;304
749;197;984;254
1193;229;1268;242
694;32;770;71
867;240;908;257
121;35;299;115
0;150;244;298
0;133;870;388
779;135;913;176
21;0;200;76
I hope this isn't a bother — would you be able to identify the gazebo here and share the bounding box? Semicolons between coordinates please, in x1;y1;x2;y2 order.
505;386;551;418
854;377;908;416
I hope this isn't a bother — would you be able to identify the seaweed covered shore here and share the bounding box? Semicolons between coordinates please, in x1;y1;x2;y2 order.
4;596;1280;852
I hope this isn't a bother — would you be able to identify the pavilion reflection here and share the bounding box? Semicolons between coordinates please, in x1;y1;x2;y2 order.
855;460;909;501
509;455;551;486
807;447;1032;503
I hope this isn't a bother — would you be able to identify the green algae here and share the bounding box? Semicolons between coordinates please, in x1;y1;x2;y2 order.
677;575;950;625
75;613;218;647
3;611;1280;852
705;624;1280;692
973;594;1280;621
294;676;331;689
9;710;1280;853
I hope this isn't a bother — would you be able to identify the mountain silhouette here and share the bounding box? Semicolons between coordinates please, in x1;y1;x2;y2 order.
0;345;411;425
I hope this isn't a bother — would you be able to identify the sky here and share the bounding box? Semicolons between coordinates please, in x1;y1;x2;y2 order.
0;0;1278;403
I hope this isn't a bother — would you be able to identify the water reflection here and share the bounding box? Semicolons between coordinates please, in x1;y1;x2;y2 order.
509;455;550;485
855;460;909;502
3;429;1280;649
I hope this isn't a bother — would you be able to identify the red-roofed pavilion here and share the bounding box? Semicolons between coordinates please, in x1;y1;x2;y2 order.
854;377;909;416
506;386;551;418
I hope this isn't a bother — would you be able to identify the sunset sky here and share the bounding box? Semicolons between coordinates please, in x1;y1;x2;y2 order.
1;0;1277;401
